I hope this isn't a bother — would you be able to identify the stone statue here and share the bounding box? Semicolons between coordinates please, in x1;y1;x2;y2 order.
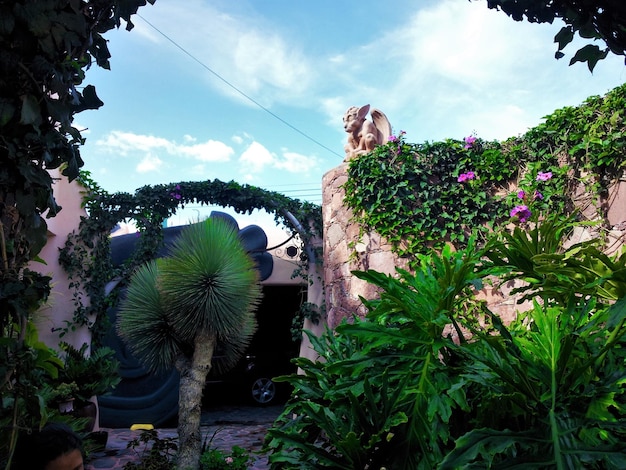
343;104;392;161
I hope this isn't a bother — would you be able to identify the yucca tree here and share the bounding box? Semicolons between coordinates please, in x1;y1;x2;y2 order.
118;218;262;470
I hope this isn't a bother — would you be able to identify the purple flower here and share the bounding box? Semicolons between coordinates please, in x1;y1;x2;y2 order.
170;184;182;200
534;190;543;200
457;171;476;183
510;205;532;223
536;171;552;181
517;190;526;200
388;135;398;142
464;135;477;149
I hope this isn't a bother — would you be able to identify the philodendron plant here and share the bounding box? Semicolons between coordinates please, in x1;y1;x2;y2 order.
265;214;626;469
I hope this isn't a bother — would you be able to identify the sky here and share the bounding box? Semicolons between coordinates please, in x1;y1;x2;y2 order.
75;0;626;232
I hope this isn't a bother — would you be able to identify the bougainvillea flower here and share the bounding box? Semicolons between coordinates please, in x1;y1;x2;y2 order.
517;190;526;199
510;205;532;223
388;135;398;142
457;171;476;183
463;135;477;149
536;171;553;181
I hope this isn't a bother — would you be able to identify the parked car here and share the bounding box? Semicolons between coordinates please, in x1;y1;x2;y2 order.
204;349;297;406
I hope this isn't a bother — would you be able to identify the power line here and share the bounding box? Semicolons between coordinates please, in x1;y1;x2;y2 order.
137;14;343;159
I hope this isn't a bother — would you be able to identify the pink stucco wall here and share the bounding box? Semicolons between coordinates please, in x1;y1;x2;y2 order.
29;170;91;352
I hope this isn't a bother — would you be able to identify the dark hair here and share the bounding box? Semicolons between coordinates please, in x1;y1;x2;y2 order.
12;422;83;470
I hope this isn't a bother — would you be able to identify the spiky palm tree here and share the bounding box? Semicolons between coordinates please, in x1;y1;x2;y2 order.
117;218;262;470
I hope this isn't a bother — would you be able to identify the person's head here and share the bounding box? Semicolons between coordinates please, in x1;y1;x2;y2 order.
12;422;84;470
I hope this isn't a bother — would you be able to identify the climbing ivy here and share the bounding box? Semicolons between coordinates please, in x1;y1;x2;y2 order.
344;83;626;265
59;178;322;343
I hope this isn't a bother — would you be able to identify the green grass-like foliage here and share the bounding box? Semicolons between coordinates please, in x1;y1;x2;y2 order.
264;214;626;468
117;218;262;375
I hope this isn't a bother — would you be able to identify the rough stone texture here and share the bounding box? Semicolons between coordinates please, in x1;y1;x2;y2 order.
322;164;626;328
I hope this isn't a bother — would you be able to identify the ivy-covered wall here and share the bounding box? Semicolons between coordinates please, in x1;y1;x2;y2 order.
324;83;626;327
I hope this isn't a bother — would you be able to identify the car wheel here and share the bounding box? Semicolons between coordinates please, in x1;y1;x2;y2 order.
250;377;276;405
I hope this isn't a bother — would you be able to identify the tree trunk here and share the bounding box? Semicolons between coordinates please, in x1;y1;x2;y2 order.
176;329;216;470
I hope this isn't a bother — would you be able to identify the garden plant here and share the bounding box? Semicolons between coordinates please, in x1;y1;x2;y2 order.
265;209;626;468
118;217;263;470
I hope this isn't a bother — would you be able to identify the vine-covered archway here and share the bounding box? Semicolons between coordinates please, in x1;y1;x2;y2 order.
59;176;322;343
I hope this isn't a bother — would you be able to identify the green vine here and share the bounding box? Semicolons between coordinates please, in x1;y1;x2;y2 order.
343;83;626;265
59;179;322;344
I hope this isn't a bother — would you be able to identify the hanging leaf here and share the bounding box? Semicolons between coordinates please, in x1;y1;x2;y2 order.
19;94;41;125
569;44;610;72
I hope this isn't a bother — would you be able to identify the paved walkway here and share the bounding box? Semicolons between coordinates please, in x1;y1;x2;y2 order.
86;405;282;469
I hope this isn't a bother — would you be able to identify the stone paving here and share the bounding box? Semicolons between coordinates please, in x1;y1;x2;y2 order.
85;405;282;469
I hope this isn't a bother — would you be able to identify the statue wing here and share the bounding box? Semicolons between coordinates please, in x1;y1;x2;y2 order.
370;108;392;142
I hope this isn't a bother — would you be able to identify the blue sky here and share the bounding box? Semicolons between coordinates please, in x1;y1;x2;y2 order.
75;0;625;229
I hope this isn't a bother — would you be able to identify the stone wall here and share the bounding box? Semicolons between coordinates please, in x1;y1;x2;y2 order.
323;163;408;328
322;164;626;328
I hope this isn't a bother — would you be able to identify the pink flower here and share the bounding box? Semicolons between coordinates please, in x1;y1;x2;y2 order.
510;205;532;223
463;135;477;149
517;190;526;200
388;135;397;142
536;171;552;181
225;457;234;464
458;171;476;183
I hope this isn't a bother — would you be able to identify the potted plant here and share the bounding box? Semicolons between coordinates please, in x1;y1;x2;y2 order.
58;342;121;432
51;382;79;413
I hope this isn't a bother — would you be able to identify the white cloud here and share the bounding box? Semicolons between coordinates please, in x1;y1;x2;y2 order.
136;154;163;173
239;141;275;173
177;140;234;162
96;131;233;163
275;151;319;174
238;141;319;176
233;31;310;94
97;131;172;155
136;1;314;107
316;0;624;142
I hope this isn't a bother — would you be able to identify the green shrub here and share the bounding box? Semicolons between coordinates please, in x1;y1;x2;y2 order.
264;214;626;469
200;445;251;470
